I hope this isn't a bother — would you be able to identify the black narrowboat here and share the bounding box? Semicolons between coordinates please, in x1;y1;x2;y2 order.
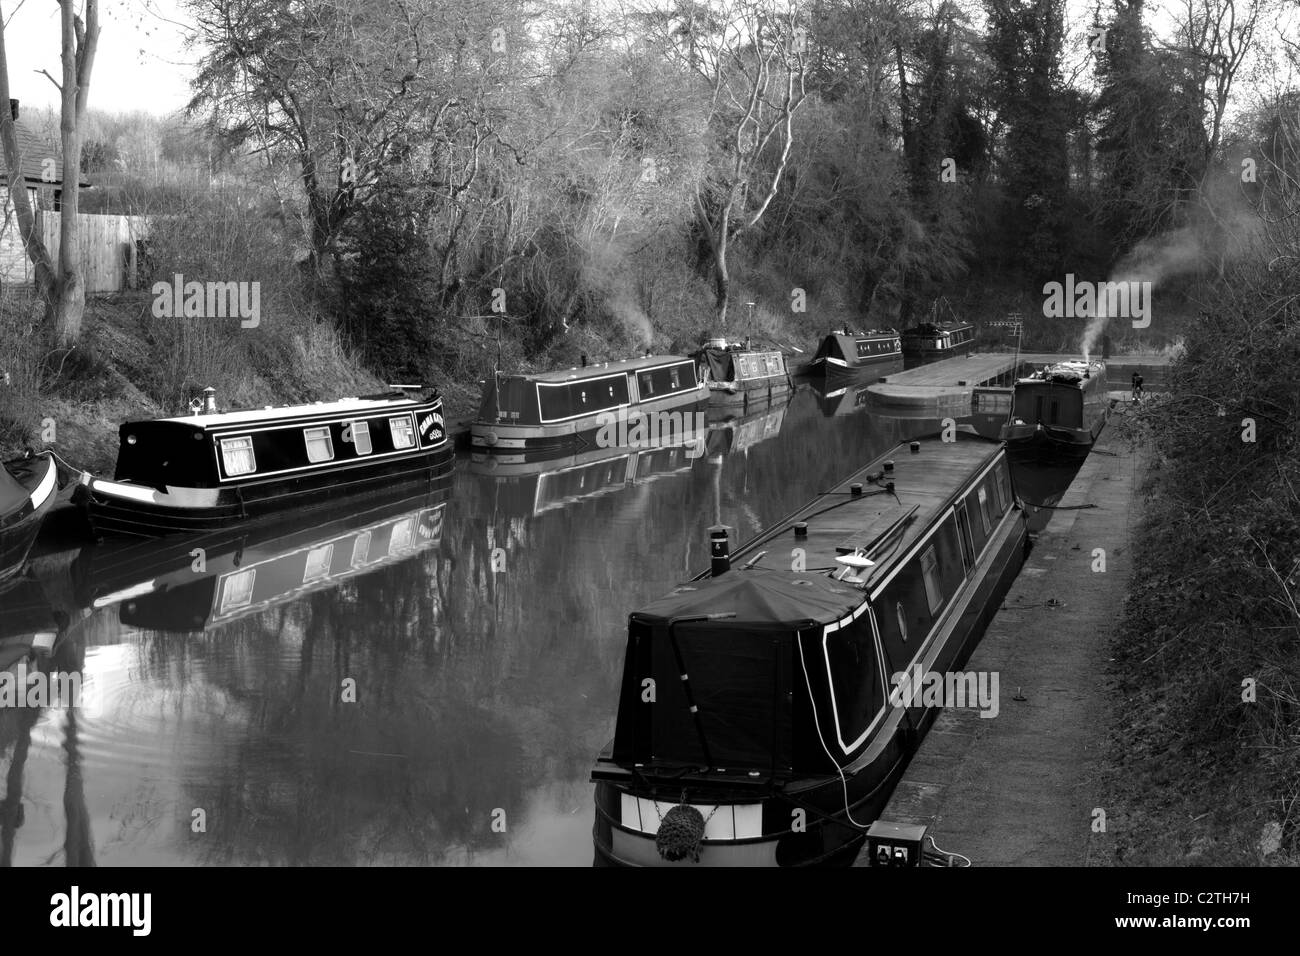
1;452;58;583
694;339;793;406
591;433;1028;866
471;356;706;454
74;473;451;631
807;329;902;378
901;321;976;366
75;389;452;537
999;360;1110;457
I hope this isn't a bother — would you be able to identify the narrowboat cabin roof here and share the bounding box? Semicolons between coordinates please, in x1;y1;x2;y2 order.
508;354;693;384
644;434;1007;618
156;392;427;429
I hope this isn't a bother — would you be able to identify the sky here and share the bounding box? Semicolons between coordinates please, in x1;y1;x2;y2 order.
2;0;194;117
0;0;1292;119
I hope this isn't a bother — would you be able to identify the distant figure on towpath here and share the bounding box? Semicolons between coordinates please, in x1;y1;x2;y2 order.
1131;372;1144;403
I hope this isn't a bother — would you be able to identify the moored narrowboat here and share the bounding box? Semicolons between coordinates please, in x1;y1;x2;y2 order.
1;452;59;582
472;355;706;454
694;338;793;405
591;433;1028;866
75;389;452;537
999;360;1109;456
808;329;901;378
901;321;976;365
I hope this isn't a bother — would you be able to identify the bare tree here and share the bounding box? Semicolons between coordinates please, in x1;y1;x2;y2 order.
1169;0;1264;162
0;0;98;346
642;0;808;325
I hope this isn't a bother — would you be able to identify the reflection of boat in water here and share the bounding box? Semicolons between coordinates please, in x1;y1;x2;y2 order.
470;440;701;519
71;472;452;632
0;574;59;673
2;453;58;582
76;389;452;537
806;376;875;418
999;361;1109;457
591;434;1029;867
703;394;792;456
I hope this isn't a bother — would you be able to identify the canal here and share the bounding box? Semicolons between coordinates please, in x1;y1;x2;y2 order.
0;382;1081;866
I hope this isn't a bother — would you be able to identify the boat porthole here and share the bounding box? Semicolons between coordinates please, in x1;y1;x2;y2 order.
126;434;137;445
896;602;908;642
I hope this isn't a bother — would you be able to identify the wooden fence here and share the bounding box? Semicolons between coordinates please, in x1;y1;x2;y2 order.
0;208;147;293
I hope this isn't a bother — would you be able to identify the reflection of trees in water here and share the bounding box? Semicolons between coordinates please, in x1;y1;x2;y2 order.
0;629;96;867
28;397;912;864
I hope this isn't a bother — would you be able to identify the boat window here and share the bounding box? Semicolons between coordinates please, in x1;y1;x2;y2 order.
350;421;373;455
977;487;992;534
955;504;975;572
669;366;681;389
1034;396;1044;423
996;466;1012;513
824;612;885;749
920;546;943;614
896;602;908;642
389;416;416;449
220;569;256;613
304;544;334;583
638;371;655;396
351;531;372;568
219;436;257;476
304;427;334;463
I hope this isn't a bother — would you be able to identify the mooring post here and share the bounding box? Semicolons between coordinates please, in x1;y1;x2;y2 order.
709;525;731;576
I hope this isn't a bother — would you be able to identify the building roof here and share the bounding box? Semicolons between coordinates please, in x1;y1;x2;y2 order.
0;115;92;188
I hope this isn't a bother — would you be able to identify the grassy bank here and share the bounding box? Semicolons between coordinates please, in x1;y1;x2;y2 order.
1094;277;1300;865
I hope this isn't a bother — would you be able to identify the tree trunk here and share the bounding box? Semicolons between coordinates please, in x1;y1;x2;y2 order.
52;0;92;346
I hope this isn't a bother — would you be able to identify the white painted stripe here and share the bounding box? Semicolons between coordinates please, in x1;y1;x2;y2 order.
27;457;57;509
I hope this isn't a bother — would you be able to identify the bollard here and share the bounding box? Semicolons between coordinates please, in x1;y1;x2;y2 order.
709;525;731;576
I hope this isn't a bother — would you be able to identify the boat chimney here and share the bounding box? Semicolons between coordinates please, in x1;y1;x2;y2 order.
794;521;808;539
850;483;863;496
581;354;588;367
910;441;920;454
202;386;217;414
709;525;731;576
884;460;894;474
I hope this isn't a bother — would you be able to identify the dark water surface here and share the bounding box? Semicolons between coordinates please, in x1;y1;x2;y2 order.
0;384;1080;866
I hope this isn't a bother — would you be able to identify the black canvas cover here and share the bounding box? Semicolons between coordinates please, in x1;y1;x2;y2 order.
699;347;736;383
634;567;861;627
1;463;32;522
613;569;864;771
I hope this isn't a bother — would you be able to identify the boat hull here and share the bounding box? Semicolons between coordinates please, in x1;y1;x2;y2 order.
471;390;707;453
77;446;454;538
1;454;59;582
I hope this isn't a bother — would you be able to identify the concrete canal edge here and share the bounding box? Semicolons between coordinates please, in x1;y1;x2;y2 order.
855;415;1152;866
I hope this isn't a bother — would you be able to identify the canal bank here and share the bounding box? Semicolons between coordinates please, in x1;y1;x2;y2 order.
857;412;1151;866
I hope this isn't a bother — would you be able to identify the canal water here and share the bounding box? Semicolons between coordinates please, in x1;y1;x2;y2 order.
0;381;1081;866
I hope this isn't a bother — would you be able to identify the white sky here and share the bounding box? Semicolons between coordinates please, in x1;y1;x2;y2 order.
0;0;1292;119
2;0;193;117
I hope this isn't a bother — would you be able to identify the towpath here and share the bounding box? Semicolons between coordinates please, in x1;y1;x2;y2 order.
855;413;1151;866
